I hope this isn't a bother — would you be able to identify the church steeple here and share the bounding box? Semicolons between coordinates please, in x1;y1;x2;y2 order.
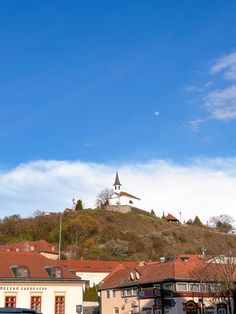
113;171;122;191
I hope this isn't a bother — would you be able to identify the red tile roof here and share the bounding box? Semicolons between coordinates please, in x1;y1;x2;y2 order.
99;255;209;289
0;252;77;280
58;260;138;273
0;240;58;254
166;213;179;222
118;191;140;200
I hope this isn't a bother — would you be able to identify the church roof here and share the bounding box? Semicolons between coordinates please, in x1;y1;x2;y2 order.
113;191;140;200
113;171;122;186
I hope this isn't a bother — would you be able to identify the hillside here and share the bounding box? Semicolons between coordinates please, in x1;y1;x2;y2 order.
0;208;235;261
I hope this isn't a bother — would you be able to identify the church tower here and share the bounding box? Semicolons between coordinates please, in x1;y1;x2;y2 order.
113;171;122;191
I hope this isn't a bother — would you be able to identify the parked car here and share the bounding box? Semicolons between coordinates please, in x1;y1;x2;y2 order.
0;309;39;313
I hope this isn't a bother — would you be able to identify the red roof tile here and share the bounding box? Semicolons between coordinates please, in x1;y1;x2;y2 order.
99;255;209;289
0;252;77;280
166;213;179;222
118;191;140;200
0;240;58;254
58;260;138;273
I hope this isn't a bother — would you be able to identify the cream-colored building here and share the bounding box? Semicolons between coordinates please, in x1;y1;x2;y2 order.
99;255;230;314
0;252;84;314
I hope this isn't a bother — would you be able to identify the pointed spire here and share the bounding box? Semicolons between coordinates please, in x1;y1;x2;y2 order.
113;171;122;190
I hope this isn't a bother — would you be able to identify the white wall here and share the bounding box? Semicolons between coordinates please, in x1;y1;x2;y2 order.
0;282;83;314
76;271;109;287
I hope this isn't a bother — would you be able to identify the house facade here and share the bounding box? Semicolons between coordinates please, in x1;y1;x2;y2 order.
0;252;84;314
99;255;231;314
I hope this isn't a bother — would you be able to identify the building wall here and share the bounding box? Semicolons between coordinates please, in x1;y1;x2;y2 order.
101;289;137;314
109;195;140;207
0;282;83;314
40;252;59;260
76;271;109;287
101;290;229;314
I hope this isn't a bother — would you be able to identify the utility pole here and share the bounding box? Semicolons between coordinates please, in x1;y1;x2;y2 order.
58;213;62;260
161;283;165;314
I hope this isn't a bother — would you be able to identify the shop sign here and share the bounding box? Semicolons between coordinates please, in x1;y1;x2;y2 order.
0;286;47;291
184;300;197;311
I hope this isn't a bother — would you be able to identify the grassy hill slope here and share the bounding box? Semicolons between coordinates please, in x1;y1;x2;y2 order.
0;208;235;260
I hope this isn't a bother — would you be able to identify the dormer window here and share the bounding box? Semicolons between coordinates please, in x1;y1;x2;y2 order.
11;265;29;278
45;266;62;278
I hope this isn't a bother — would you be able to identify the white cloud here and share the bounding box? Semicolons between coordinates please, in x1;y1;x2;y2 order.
1;159;236;223
188;51;236;124
204;86;236;120
211;51;236;80
189;118;206;131
154;111;160;116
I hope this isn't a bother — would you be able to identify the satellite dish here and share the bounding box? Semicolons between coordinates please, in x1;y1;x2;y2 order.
130;272;135;280
136;271;140;280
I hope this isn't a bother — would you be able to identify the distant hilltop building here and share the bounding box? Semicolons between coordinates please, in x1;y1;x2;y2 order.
108;171;141;212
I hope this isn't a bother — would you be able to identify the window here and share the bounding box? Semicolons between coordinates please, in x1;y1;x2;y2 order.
55;296;65;314
164;283;173;290
132;288;138;295
5;296;16;307
31;296;41;312
106;290;110;298
129;200;133;204
189;283;200;292
17;266;29;277
126;289;132;296
47;267;62;278
11;265;29;278
176;283;188;291
113;307;119;314
30;245;35;251
112;290;116;298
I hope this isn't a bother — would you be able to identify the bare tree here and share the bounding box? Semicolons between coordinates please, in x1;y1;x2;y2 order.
192;253;236;314
209;215;235;233
96;188;113;208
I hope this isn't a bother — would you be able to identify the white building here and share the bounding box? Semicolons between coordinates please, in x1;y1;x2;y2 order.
109;171;140;207
58;259;138;288
0;252;84;314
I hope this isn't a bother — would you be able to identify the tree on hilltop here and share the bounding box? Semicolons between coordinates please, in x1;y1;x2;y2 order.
96;188;113;208
193;215;203;226
209;215;235;233
75;199;83;211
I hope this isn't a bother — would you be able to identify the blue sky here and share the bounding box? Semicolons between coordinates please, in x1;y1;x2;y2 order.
1;1;236;220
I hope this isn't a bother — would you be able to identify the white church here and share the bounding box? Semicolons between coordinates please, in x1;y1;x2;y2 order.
109;171;141;208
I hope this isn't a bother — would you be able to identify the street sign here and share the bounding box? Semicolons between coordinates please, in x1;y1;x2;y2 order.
164;299;176;308
76;305;82;313
138;289;155;298
163;289;175;298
